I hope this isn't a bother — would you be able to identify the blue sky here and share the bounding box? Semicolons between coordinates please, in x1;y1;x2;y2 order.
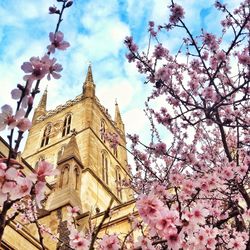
0;0;238;145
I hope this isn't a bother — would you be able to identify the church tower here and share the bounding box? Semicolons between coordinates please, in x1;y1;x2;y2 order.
22;65;133;214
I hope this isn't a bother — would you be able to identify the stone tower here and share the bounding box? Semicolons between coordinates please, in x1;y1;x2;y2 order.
22;65;133;214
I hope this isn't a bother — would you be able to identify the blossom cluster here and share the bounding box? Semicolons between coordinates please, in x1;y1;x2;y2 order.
0;160;56;207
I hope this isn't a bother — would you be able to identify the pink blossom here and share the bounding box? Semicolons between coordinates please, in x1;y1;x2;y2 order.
0;105;18;130
104;132;119;149
16;118;32;132
21;56;49;82
216;50;226;62
155;209;179;239
202;86;216;101
148;21;157;36
11;177;32;200
41;55;63;80
135;236;155;250
0;163;7;170
156;66;172;82
191;205;209;225
0;104;30;131
154;142;166;155
228;237;246;250
0;167;18;185
166;232;182;250
124;36;138;53
169;4;185;24
67;206;80;217
203;32;218;50
153;44;168;59
2;181;17;196
69;229;90;250
136;194;163;223
99;234;120;250
33;161;55;182
47;31;70;54
237;50;250;66
222;166;234;180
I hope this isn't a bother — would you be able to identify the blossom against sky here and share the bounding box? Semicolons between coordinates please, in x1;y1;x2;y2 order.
0;0;238;143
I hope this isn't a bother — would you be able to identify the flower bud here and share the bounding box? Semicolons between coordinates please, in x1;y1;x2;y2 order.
49;6;57;14
65;1;73;7
28;96;34;106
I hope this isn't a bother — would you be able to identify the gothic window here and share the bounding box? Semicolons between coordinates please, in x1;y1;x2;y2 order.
116;167;122;200
41;124;52;147
62;114;72;137
100;119;106;141
60;165;69;188
101;152;108;185
73;166;80;190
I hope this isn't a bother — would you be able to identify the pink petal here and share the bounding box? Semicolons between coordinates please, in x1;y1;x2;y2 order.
58;41;70;50
21;62;33;73
6;167;18;180
51;72;61;79
17;118;32;131
11;89;22;100
1;104;13;116
0;123;7;131
55;31;64;42
49;32;55;42
15;108;25;119
47;44;55;53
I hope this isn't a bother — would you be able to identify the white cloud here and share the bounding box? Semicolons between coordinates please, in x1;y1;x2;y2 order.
123;108;150;135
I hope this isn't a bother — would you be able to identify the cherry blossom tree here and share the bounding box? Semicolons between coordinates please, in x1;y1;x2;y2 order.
122;0;250;249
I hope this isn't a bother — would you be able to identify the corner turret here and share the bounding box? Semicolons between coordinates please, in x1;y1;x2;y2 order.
32;87;47;122
114;100;125;134
82;64;95;98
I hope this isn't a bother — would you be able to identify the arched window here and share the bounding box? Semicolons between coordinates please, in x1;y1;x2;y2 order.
62;114;72;137
100;120;106;141
73;166;80;190
60;165;69;188
101;152;108;184
41;124;52;147
116;167;122;200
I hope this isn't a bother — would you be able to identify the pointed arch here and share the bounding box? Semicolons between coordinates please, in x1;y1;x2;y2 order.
100;119;106;141
59;164;70;188
101;151;109;185
41;124;52;147
115;166;123;200
73;166;80;190
62;114;72;137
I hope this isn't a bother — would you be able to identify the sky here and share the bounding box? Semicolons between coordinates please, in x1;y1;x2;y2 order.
0;0;239;150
